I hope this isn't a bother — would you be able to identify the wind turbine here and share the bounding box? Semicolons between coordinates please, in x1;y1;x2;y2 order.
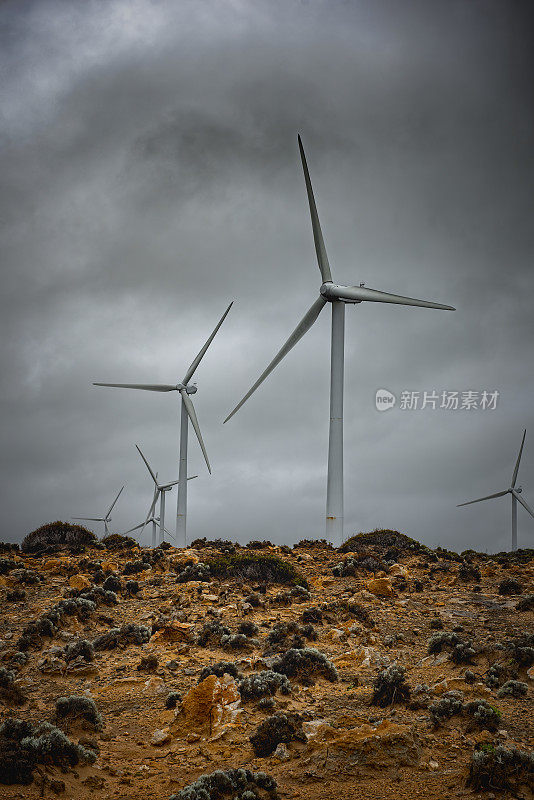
457;429;534;551
94;302;233;544
224;135;454;546
135;444;197;546
72;485;124;537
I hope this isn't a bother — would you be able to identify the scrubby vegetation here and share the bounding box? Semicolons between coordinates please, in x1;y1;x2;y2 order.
516;593;534;611
339;529;425;556
271;648;338;685
101;533;137;551
467;743;534;793
197;620;231;647
169;768;279;800
458;562;481;582
177;562;212;582
427;631;476;663
55;695;103;729
206;553;308;589
198;661;242;683
93;623;150;650
21;521;96;554
464;699;502;732
266;621;316;652
429;691;464;726
332;552;387;576
0;667;25;705
238;671;291;701
250;712;306;757
497;680;528;698
0;718;96;785
371;664;411;707
498;577;523;595
63;639;95;663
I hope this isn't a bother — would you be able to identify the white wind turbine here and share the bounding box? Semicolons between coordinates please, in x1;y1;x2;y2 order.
94;302;232;544
225;136;455;546
72;485;124;537
458;429;534;551
134;444;197;547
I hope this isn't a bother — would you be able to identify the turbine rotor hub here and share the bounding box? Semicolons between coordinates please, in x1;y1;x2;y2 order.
320;282;362;304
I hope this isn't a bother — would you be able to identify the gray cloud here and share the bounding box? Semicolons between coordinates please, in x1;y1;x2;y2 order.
1;0;533;552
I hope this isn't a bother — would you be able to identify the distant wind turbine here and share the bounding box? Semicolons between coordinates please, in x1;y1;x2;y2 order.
135;444;197;547
94;302;233;544
72;485;124;537
224;136;454;546
458;429;534;551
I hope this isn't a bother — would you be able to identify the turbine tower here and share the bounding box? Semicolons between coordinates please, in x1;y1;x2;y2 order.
135;444;197;546
94;302;232;544
225;136;454;546
72;485;124;537
457;429;534;551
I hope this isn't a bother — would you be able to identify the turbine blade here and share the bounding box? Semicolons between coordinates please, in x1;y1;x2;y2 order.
298;135;332;283
72;517;105;521
180;391;211;473
328;284;455;310
457;490;508;507
106;486;124;518
93;383;177;391
135;445;158;486
182;302;234;385
514;491;534;519
123;522;145;534
224;295;327;423
511;429;527;488
161;475;198;490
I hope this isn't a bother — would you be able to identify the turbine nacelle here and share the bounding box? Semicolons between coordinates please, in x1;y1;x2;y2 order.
320;282;362;304
175;383;197;394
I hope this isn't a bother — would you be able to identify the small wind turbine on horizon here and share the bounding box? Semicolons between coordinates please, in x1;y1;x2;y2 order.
458;429;534;551
94;302;233;544
224;135;455;546
72;485;124;537
134;444;197;547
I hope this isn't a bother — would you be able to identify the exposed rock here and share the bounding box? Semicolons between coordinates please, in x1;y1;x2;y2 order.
366;578;395;598
306;720;421;769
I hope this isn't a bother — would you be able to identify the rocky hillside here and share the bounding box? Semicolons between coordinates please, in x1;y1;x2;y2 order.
0;528;533;799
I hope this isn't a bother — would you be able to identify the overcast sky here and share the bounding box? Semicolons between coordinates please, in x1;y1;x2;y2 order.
1;0;533;552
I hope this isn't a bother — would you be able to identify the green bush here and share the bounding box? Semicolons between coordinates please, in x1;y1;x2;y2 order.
371;664;411;707
271;647;338;685
55;695;103;730
467;743;534;792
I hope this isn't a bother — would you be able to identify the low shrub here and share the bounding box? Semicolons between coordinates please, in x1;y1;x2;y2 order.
271;647;338;685
125;580;140;595
206;554;308;589
221;633;260;651
467;744;534;793
55;695;103;730
137;654;158;672
250;712;306;757
6;588;26;602
63;639;94;663
177;562;212;583
238;621;259;637
0;719;96;785
339;529;423;555
0;667;25;705
190;538;237;553
429;691;464;726
498;577;523;595
165;691;181;709
22;522;96;554
238;671;291;701
101;533;137;551
169;768;279;800
102;574;122;592
516;594;534;611
301;607;323;624
198;662;241;683
371;664;411;707
458;562;481;582
464;699;501;732
497;680;528;698
122;561;150;575
246;540;273;549
93;623;150;650
197;620;231;647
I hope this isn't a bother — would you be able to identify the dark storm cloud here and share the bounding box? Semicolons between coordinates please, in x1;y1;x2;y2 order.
1;0;533;551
